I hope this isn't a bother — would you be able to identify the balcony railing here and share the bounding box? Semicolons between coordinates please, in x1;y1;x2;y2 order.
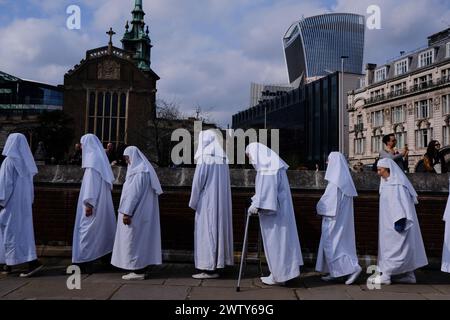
363;76;450;106
354;123;364;132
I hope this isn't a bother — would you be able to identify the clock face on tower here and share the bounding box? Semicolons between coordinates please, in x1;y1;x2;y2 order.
98;59;121;80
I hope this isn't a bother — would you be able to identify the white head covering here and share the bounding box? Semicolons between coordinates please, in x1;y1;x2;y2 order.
194;129;228;164
245;142;289;175
124;146;163;195
325;152;358;197
377;157;418;204
80;134;115;188
2;133;38;177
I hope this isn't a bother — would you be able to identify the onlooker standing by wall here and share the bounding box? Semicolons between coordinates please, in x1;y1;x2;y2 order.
379;133;408;171
422;141;445;174
68;143;82;166
33;141;47;165
105;143;117;166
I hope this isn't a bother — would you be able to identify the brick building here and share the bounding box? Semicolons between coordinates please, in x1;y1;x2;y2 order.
64;0;159;149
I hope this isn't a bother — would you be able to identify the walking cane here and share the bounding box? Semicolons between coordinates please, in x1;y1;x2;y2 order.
236;204;258;292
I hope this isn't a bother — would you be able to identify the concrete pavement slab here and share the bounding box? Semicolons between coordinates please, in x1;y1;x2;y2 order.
188;286;298;300
2;276;121;300
111;284;190;300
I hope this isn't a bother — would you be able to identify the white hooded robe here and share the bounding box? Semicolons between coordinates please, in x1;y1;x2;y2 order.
189;130;234;270
111;146;163;270
0;133;38;266
246;143;303;283
316;152;360;277
441;177;450;273
377;158;428;276
72;134;116;264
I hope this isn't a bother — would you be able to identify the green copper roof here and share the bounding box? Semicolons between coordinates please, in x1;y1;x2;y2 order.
135;0;142;9
121;0;152;71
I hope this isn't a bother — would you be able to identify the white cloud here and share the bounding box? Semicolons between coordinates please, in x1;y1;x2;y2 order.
333;0;450;65
0;17;92;84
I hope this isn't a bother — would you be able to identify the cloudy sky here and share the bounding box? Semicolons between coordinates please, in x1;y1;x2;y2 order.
1;0;449;127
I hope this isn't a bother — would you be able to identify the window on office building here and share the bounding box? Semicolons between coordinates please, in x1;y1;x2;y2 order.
442;68;450;81
371;110;384;127
443;94;450;115
375;67;387;82
395;132;406;149
413;74;433;88
354;137;365;155
415;128;433;149
391;105;405;124
395;59;408;76
443;126;450;147
415;99;431;119
418;49;434;68
390;82;406;95
371;135;383;153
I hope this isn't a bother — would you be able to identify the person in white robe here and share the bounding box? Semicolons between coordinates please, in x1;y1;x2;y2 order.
316;152;362;285
441;177;450;273
375;158;428;284
0;227;5;267
189;130;234;279
0;133;43;277
246;142;303;285
72;134;116;269
111;146;163;280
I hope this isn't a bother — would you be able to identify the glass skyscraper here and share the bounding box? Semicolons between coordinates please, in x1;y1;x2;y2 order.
283;13;365;84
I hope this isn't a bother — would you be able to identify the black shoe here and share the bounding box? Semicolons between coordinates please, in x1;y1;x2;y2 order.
80;262;95;274
1;265;12;275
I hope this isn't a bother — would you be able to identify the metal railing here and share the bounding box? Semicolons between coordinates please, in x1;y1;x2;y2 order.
364;76;450;106
354;123;364;132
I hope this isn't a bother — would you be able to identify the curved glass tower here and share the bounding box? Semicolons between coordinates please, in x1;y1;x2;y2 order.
283;13;365;84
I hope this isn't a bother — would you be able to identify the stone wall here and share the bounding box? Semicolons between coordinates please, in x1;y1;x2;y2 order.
33;166;449;262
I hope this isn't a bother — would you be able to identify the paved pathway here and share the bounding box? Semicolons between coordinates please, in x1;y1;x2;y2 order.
1;260;450;300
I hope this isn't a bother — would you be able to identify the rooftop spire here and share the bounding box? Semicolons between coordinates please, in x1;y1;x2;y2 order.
121;0;152;71
134;0;143;9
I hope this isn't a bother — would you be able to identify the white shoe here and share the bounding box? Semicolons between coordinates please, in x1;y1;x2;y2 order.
19;264;44;278
345;266;362;285
378;273;391;285
122;272;145;281
192;272;219;279
321;274;337;282
368;272;391;286
394;272;416;284
260;274;285;286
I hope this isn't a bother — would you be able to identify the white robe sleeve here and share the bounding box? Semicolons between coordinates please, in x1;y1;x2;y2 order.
383;185;415;231
316;183;341;218
189;164;208;211
0;159;17;209
251;173;278;213
82;168;102;209
444;183;450;222
118;174;146;217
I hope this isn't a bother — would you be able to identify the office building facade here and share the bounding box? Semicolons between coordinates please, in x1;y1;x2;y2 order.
283;13;365;86
348;28;450;171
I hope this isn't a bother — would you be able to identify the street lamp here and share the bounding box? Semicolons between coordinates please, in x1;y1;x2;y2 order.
340;55;349;156
264;104;267;129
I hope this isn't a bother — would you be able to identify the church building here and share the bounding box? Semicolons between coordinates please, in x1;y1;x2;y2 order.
64;0;159;148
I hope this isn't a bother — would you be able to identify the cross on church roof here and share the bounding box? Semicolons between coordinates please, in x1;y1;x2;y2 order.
107;27;116;46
